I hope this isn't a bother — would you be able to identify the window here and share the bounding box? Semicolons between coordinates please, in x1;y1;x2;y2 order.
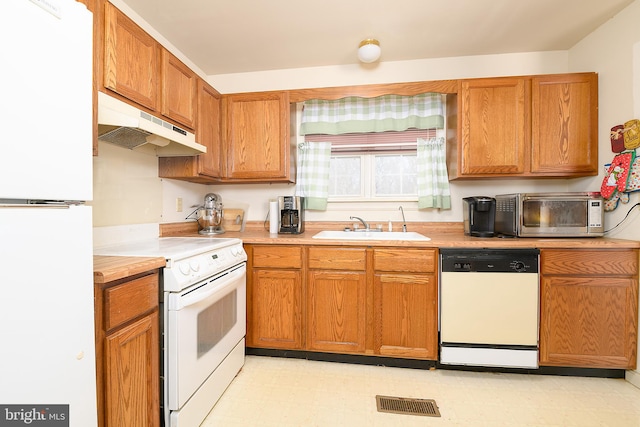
307;129;441;201
328;153;417;200
297;94;450;208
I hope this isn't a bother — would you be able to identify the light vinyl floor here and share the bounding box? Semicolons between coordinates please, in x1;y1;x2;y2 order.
201;355;640;427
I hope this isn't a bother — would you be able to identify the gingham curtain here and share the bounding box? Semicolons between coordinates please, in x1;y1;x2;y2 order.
300;93;444;135
295;141;332;210
417;137;451;210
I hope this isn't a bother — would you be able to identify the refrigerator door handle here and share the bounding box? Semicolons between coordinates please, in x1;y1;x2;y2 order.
0;200;85;208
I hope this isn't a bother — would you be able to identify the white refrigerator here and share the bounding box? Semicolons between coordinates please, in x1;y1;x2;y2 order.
0;0;97;426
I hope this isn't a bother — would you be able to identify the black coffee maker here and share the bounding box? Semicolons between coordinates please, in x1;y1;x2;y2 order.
463;196;496;237
278;196;304;234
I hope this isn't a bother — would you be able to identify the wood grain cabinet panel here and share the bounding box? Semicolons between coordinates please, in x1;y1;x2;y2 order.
103;1;158;111
458;77;529;177
250;269;303;349
158;79;222;182
373;248;438;360
105;312;159;427
374;248;436;273
450;72;598;179
95;270;160;427
160;48;197;130
104;273;158;331
307;270;367;353
539;249;638;369
222;91;293;182
531;73;598;176
307;247;366;271
374;273;437;359
246;245;304;349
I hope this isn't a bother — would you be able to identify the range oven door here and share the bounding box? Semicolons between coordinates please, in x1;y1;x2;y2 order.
166;262;246;411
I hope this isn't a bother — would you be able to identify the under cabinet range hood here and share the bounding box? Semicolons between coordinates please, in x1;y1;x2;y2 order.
97;91;206;156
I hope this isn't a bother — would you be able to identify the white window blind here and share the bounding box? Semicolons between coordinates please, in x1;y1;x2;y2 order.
305;129;438;153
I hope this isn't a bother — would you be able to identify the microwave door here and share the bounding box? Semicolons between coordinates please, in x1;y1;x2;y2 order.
521;199;588;235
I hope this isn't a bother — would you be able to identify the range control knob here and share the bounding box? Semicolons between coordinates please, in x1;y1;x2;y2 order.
190;260;200;272
179;262;191;276
513;261;526;272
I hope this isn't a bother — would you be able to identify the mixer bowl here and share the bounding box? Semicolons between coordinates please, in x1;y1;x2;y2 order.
197;208;224;234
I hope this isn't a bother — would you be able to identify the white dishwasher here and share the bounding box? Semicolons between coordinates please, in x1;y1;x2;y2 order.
439;248;540;369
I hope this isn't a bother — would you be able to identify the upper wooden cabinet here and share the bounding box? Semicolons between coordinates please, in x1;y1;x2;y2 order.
221;91;294;182
161;48;197;129
160;90;294;183
531;73;598;176
158;79;222;182
448;72;598;179
457;77;529;177
101;1;196;131
103;1;159;111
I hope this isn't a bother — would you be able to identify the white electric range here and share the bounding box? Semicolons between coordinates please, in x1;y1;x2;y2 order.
95;237;247;427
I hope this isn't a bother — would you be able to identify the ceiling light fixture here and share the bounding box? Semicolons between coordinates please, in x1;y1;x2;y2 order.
358;38;381;63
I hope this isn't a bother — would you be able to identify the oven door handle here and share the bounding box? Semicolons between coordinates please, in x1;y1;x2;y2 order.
176;264;246;310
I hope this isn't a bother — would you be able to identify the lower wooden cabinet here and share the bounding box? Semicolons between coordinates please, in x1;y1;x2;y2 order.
104;312;159;426
373;248;438;359
307;247;367;353
95;270;160;427
246;244;439;361
246;244;638;369
246;245;304;349
250;268;303;349
539;249;638;369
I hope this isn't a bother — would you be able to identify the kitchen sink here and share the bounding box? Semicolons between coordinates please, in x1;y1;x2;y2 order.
312;230;431;241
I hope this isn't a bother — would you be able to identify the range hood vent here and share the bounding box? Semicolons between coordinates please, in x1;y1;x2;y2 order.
97;91;206;157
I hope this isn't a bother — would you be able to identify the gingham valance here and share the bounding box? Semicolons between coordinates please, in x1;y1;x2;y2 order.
300;93;444;135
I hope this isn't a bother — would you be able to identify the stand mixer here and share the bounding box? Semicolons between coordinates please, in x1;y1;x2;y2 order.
197;193;225;235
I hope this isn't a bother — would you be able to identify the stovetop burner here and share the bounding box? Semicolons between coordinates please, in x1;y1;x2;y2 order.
94;237;239;259
94;237;246;292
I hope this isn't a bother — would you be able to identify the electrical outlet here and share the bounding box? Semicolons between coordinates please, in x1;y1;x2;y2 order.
176;198;183;212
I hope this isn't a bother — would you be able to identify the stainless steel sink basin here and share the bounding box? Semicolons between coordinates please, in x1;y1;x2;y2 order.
312;230;431;241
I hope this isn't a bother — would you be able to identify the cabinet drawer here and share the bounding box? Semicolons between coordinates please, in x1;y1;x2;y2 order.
541;249;638;276
308;247;366;271
104;272;159;331
374;248;436;273
252;245;302;269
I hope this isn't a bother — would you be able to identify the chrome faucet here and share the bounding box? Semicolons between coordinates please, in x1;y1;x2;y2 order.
399;206;407;232
350;216;370;231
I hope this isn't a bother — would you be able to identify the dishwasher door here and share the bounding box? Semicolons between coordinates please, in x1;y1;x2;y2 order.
439;249;540;369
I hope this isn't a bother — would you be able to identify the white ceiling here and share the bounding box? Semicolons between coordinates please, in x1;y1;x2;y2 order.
120;0;634;76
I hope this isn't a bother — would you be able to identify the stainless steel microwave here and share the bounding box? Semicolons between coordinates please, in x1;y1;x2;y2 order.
494;192;604;237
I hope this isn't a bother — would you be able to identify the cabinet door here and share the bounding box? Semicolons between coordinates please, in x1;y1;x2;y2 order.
161;48;197;129
222;92;292;181
540;276;637;369
105;311;160;427
103;2;158;111
459;77;529;176
307;270;366;353
195;80;222;177
249;269;303;349
374;273;438;359
157;80;221;182
531;73;598;176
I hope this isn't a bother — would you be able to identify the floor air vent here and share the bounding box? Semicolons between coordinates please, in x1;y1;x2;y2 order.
375;395;441;417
